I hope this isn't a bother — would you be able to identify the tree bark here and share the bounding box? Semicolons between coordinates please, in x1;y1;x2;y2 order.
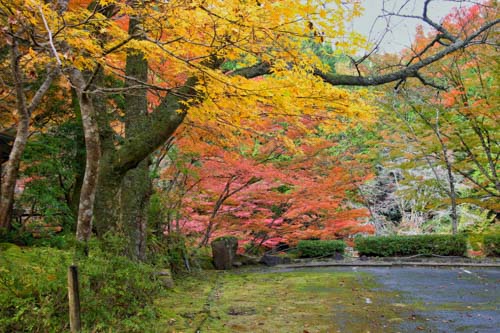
119;160;151;260
68;90;86;222
69;69;101;252
92;160;121;237
117;21;151;260
0;40;57;230
0;43;29;229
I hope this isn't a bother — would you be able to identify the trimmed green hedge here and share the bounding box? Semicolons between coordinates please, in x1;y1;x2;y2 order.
483;234;500;257
355;234;467;257
297;240;346;258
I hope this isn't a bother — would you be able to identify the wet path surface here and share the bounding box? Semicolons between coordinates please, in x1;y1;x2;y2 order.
362;267;499;332
269;266;500;332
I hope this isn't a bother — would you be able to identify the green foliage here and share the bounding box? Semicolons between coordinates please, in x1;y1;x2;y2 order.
0;222;36;246
78;246;162;332
0;243;165;332
466;233;485;252
163;233;190;274
297;240;346;258
243;241;266;256
0;222;73;249
302;39;339;73
459;206;497;234
483;234;500;257
0;245;70;332
19;118;85;229
355;234;467;257
220;59;239;71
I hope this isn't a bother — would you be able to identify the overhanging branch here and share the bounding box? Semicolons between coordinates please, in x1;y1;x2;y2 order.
230;18;498;88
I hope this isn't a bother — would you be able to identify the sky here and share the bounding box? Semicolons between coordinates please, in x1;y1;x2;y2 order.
351;0;473;53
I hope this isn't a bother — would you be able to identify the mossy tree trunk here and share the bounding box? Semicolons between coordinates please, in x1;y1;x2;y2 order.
91;17;193;260
91;72;191;260
117;26;151;260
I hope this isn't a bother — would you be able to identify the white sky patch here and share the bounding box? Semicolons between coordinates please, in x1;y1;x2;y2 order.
351;0;475;53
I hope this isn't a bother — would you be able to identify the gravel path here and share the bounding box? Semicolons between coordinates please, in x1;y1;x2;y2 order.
273;266;500;332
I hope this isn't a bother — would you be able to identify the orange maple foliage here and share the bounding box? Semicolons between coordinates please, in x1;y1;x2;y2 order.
160;113;374;249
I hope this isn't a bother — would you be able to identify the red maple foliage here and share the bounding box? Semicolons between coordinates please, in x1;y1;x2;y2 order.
159;119;374;251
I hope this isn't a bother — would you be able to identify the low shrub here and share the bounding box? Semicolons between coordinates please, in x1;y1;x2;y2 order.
0;242;165;332
0;222;74;250
297;240;346;258
0;244;71;332
79;248;163;332
466;233;484;252
483;234;500;257
163;233;190;273
354;234;467;257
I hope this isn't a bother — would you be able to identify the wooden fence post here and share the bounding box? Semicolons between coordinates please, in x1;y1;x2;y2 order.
68;265;82;332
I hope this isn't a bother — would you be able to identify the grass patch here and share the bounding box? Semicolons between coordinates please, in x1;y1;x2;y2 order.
156;269;417;332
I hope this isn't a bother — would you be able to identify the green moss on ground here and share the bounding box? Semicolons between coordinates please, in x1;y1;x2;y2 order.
156;270;417;332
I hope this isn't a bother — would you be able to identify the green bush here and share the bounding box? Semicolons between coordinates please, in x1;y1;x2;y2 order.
163;233;190;273
0;222;74;250
297;240;346;258
0;243;165;332
0;245;70;332
483;234;500;257
354;234;467;257
466;233;484;251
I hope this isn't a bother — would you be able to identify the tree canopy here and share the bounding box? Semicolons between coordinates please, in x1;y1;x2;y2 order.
0;0;498;254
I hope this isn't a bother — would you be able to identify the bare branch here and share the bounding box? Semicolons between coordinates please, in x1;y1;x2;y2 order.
414;72;447;91
229;62;272;78
37;5;62;66
315;18;499;87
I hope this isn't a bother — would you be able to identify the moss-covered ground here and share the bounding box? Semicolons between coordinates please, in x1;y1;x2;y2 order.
156;269;418;332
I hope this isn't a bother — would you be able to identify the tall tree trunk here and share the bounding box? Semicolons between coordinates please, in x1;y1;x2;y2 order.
92;17;155;260
119;19;151;260
93;160;121;237
69;69;101;254
433;112;459;235
0;145;27;228
90;68;119;238
120;160;151;260
88;18;195;259
0;39;57;230
69;90;86;223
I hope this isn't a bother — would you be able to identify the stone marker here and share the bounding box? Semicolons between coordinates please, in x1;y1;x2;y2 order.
211;236;238;270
